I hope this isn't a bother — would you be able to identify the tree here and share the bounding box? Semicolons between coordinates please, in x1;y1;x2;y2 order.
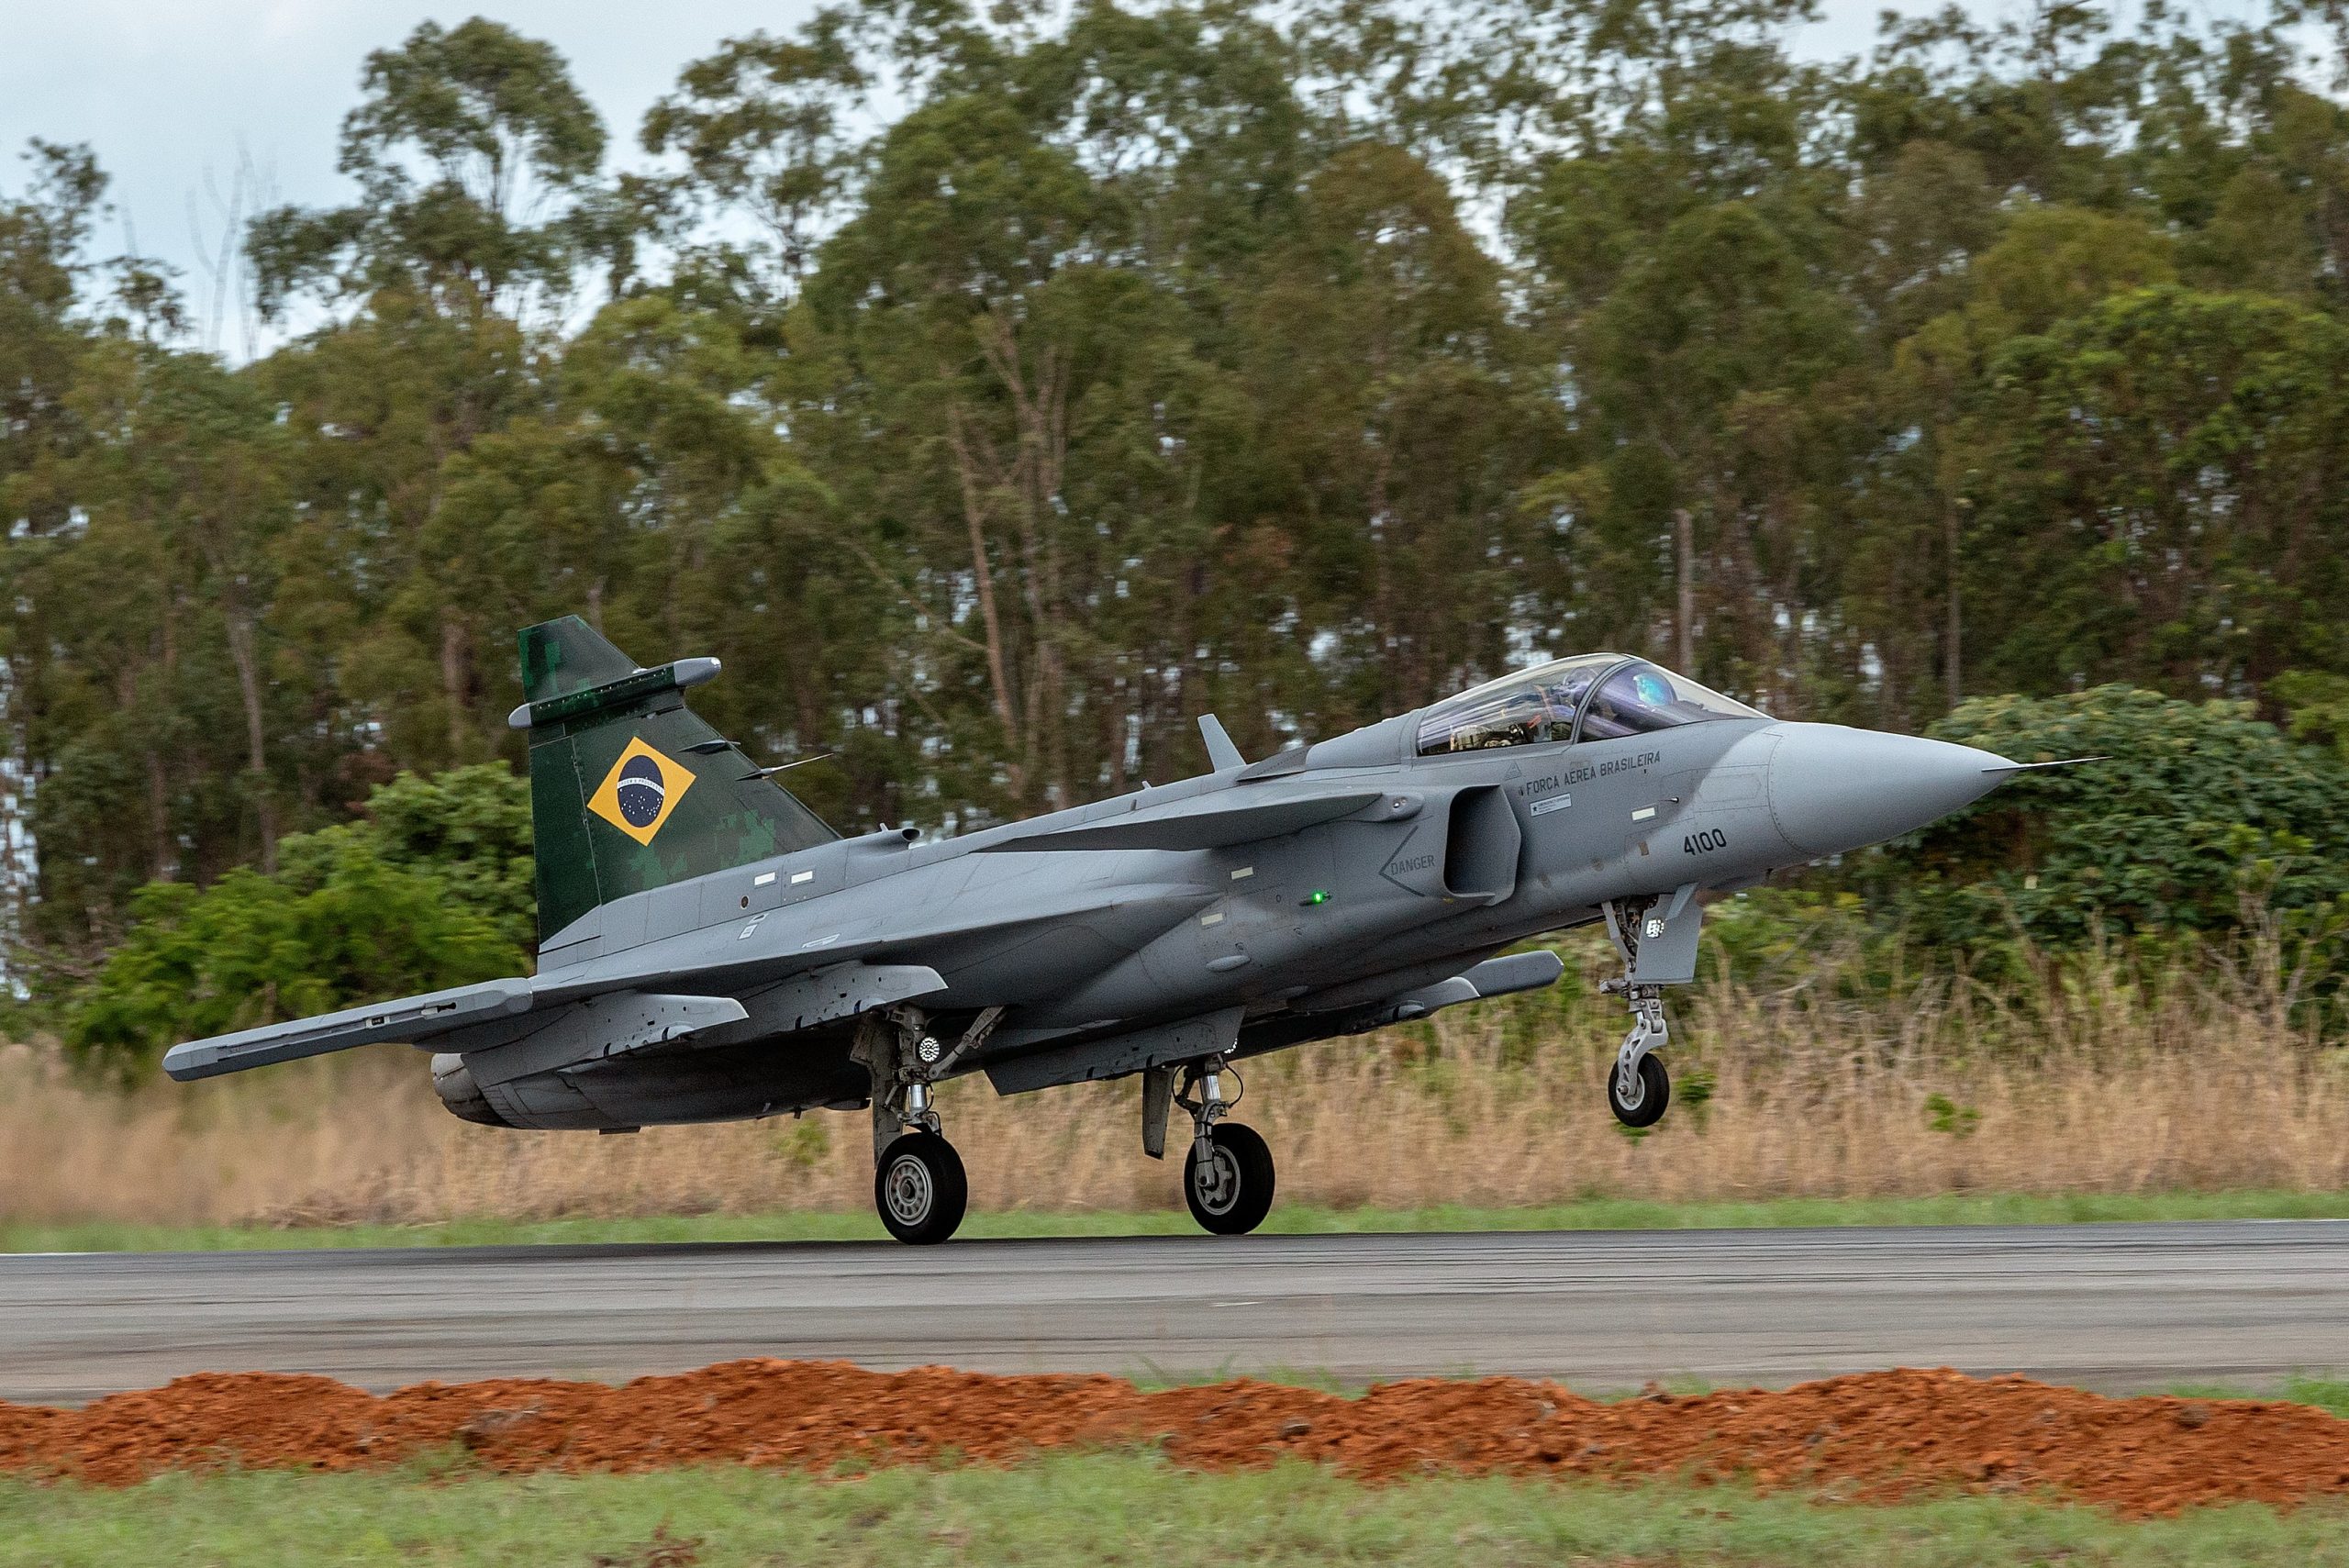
247;17;607;321
640;13;872;284
247;18;607;773
1967;287;2349;695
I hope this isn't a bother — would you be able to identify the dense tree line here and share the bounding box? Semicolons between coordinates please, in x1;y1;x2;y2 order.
8;0;2349;985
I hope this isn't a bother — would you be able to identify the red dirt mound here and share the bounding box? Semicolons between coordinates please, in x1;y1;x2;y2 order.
3;1361;2344;1517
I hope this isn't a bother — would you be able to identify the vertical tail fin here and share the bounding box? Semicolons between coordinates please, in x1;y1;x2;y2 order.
511;617;837;946
518;615;640;703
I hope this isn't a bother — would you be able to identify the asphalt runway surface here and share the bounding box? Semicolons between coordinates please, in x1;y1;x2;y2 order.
2;1221;2343;1405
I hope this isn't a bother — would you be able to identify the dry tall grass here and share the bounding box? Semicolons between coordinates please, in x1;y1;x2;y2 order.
4;938;2344;1227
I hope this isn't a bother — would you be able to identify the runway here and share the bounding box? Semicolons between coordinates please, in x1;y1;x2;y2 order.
2;1221;2343;1405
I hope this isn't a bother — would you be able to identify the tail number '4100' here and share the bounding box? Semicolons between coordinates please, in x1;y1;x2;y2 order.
1684;828;1728;855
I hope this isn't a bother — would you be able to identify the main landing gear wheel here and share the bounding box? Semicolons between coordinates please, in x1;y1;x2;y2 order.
875;1130;967;1245
1185;1122;1275;1236
1608;1053;1671;1128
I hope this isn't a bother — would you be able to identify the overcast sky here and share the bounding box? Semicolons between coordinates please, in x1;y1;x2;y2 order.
6;0;1981;317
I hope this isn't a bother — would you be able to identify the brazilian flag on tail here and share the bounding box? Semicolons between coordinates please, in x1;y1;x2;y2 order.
513;617;836;945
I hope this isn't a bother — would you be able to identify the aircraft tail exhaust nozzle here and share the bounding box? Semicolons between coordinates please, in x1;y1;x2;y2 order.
430;1053;511;1128
1763;721;2014;858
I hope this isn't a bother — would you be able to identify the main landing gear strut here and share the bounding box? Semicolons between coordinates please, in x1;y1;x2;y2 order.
857;1006;995;1244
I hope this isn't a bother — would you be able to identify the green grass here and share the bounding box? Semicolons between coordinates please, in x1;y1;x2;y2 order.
8;1188;2349;1254
2171;1378;2349;1420
1;1453;2343;1567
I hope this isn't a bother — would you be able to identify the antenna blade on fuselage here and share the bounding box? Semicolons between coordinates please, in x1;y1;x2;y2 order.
1197;714;1244;772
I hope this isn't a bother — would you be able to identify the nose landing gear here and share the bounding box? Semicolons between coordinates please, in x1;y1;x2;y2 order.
1606;989;1672;1128
1186;1124;1274;1234
1601;895;1686;1129
1174;1057;1274;1235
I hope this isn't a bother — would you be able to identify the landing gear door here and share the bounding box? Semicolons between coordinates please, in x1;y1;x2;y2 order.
1616;884;1703;986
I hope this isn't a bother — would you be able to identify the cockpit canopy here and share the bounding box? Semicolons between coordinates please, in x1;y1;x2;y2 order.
1414;655;1763;757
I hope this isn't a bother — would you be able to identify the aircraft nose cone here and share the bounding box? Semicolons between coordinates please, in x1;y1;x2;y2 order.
1764;722;2011;858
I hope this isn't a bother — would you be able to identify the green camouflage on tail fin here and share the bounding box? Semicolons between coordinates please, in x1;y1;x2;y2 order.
515;617;836;945
518;616;638;703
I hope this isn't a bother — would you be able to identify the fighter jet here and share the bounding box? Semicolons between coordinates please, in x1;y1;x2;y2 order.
163;617;2037;1243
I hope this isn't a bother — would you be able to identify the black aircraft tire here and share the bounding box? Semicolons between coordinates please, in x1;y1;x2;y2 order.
1184;1122;1275;1236
1607;1054;1671;1129
874;1131;968;1244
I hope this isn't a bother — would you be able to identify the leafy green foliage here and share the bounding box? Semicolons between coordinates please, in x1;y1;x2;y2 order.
2273;670;2349;762
1886;688;2349;949
248;17;607;315
1923;1093;1981;1139
1967;288;2349;696
281;765;537;954
63;767;531;1073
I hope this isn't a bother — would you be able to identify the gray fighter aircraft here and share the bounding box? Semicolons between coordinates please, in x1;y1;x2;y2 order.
164;617;2037;1242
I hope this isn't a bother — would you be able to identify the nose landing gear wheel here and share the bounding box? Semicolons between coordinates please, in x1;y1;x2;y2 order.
1185;1122;1275;1235
1608;1054;1671;1128
875;1130;968;1244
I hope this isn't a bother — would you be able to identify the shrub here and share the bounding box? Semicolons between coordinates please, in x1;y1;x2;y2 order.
63;765;533;1075
1870;686;2349;958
